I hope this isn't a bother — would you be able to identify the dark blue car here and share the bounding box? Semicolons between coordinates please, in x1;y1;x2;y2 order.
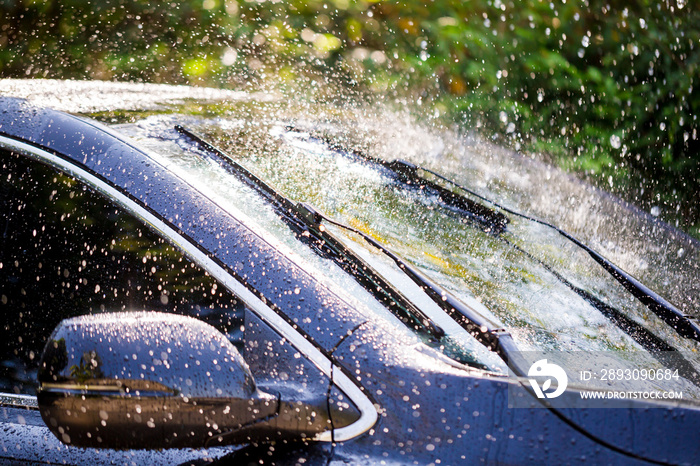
0;92;699;465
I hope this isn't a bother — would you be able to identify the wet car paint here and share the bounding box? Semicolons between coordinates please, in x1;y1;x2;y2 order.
1;97;700;464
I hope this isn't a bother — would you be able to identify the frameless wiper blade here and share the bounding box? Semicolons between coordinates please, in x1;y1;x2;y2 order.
318;214;529;376
175;125;445;342
291;129;700;345
505;238;700;384
421;165;700;345
311;134;509;235
380;158;509;234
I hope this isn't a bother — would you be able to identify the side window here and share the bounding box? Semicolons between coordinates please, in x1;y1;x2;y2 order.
0;150;244;395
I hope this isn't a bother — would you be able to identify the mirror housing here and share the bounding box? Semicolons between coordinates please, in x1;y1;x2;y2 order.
37;312;342;449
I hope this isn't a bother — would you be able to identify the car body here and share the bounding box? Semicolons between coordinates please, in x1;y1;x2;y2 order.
0;90;699;465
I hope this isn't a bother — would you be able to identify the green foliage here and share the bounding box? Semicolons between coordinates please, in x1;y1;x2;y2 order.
381;1;699;234
1;0;698;235
0;0;237;82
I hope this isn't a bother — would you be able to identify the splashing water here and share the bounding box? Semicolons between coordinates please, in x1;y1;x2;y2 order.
2;79;698;373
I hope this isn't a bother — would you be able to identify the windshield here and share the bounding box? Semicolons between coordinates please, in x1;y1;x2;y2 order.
96;106;700;384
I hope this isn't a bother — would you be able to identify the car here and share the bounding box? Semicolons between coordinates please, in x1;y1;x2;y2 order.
0;86;699;465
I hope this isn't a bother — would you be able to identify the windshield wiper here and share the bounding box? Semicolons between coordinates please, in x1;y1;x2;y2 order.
290;129;700;346
176;125;532;376
312;134;509;235
175;126;445;339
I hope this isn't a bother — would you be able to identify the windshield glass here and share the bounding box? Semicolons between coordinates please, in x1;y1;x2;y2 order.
93;103;700;382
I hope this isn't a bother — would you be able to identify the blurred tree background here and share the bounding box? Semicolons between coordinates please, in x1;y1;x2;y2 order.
1;0;698;237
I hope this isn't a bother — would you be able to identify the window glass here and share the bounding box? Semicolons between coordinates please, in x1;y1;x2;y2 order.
0;149;244;395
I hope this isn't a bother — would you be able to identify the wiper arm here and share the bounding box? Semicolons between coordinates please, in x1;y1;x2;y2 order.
292;129;700;345
315;212;700;384
175;125;445;342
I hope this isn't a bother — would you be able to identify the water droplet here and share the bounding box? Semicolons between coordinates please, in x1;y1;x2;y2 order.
610;135;621;149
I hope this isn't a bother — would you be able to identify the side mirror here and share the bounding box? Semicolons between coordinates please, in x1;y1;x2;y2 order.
37;312;348;449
